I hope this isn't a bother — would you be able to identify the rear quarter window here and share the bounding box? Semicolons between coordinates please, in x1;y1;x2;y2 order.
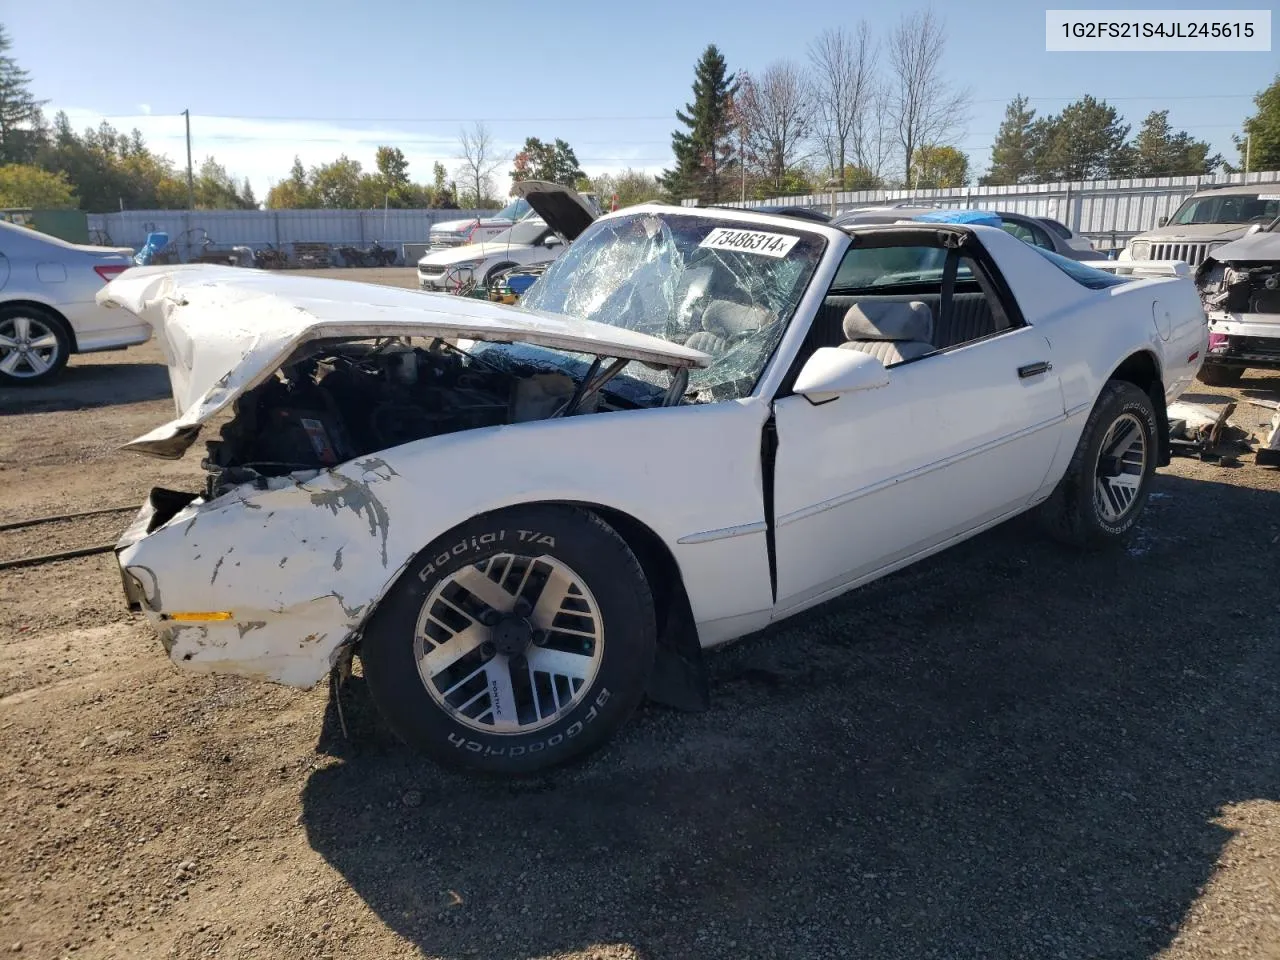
1031;247;1128;289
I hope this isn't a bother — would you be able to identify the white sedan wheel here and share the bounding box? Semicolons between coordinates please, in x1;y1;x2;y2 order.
0;313;63;381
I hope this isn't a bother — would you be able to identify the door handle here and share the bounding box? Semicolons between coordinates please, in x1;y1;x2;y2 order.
1018;361;1052;379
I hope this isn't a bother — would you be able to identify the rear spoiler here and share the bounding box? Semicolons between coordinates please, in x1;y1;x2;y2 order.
1090;260;1191;279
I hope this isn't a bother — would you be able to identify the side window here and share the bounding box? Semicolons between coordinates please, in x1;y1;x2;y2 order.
810;242;1014;360
1001;222;1035;245
830;244;972;290
1026;222;1055;249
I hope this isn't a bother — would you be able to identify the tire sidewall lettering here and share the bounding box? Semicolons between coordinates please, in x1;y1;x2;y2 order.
441;688;612;754
418;528;556;581
1092;399;1156;534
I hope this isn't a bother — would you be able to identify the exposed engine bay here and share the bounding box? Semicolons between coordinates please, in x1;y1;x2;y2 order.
1198;261;1280;314
203;337;680;498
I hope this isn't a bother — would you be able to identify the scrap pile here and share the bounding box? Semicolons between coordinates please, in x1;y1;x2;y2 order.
1168;397;1280;466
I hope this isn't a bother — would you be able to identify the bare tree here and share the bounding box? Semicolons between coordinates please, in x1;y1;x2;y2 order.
738;61;816;195
853;82;896;186
808;23;878;188
886;10;970;188
455;122;506;207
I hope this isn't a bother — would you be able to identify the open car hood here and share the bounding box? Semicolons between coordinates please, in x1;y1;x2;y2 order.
1203;228;1280;264
97;265;709;458
512;181;597;242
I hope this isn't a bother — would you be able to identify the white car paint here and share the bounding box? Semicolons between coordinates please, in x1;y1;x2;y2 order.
104;206;1206;690
416;222;565;292
97;264;706;458
427;193;602;250
0;220;147;377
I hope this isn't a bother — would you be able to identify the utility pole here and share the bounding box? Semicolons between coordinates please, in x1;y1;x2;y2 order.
182;109;194;210
1245;134;1252;179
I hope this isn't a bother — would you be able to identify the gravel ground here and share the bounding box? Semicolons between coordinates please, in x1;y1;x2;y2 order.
2;267;1279;960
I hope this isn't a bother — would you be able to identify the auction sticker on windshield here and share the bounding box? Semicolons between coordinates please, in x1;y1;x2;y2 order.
699;228;800;258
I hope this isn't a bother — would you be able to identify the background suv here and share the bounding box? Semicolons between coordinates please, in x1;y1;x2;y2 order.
1122;184;1280;268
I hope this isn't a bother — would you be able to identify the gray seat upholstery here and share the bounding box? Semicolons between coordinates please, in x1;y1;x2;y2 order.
838;300;935;365
814;292;995;351
684;300;774;356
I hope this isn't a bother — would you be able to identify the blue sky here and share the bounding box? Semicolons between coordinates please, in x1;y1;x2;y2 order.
6;0;1276;198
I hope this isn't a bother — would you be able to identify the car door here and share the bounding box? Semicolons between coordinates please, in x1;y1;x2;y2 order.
770;240;1067;614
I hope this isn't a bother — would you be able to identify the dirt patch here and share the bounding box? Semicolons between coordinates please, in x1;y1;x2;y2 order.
2;271;1279;959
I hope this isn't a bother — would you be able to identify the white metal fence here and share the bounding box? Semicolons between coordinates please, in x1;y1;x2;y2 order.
716;170;1280;253
89;170;1280;261
84;207;495;261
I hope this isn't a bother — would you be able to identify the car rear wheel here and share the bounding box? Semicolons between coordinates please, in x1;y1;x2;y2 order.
1196;363;1244;387
361;504;656;775
1039;380;1158;548
0;305;71;386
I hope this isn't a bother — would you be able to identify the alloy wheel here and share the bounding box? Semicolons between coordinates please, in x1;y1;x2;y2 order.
0;315;61;380
1093;412;1148;523
414;553;604;734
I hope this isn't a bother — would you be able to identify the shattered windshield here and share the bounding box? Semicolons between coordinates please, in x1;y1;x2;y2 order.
519;211;825;398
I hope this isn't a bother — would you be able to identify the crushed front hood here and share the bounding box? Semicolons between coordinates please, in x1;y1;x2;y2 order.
1203;230;1280;264
97;265;709;458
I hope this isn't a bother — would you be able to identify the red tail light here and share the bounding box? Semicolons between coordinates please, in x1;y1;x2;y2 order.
94;264;129;283
1207;332;1228;352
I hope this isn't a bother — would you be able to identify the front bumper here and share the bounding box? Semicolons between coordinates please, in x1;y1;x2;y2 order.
113;482;371;689
1205;311;1280;369
117;488;200;615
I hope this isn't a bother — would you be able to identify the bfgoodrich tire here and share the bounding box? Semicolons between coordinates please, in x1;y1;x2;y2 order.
1039;380;1158;549
361;504;656;775
1196;363;1244;387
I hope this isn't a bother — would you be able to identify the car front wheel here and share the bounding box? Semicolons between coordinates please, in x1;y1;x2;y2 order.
0;305;71;385
1039;380;1158;548
361;505;656;775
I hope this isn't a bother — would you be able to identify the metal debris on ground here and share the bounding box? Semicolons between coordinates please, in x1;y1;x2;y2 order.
1167;400;1249;462
1254;405;1280;467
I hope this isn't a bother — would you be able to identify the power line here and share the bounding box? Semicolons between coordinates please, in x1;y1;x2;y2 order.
80;94;1258;125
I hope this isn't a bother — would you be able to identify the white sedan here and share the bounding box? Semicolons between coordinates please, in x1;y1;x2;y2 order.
0;219;143;384
100;205;1207;775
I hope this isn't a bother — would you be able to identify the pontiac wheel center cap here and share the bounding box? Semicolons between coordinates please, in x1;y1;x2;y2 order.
493;615;533;657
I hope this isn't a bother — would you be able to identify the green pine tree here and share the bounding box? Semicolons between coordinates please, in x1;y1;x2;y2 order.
660;44;739;203
981;95;1038;186
1129;111;1221;177
0;25;47;165
1032;96;1130;181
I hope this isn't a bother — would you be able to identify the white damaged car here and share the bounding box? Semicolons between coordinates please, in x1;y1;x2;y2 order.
99;206;1207;775
1194;215;1280;385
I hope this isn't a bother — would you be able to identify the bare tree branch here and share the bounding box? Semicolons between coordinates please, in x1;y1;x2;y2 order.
737;61;816;195
854;81;895;186
886;10;970;188
808;23;877;188
455;122;507;207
